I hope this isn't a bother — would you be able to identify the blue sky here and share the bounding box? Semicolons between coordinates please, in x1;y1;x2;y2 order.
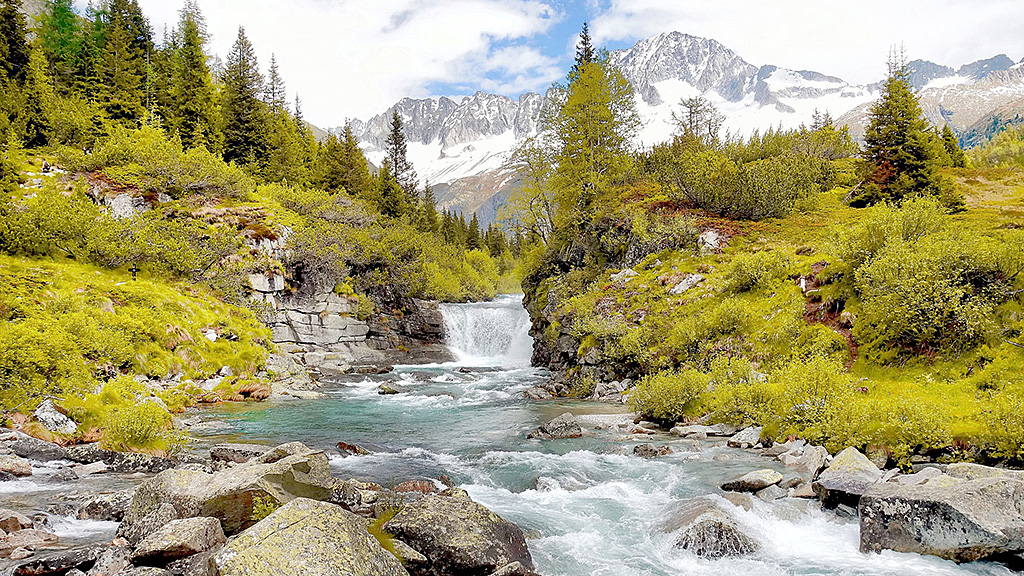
117;0;1023;127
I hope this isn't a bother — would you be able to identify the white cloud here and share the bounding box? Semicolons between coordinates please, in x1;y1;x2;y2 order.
133;0;560;126
592;0;1024;84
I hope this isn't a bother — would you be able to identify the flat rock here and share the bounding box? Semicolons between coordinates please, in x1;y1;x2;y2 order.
7;545;102;575
384;493;534;576
721;470;783;493
133;517;226;565
756;484;788;502
1;431;69;462
812;447;882;509
211;498;408;576
209;443;271;464
860;477;1024;562
526;413;582;440
0;455;33;477
0;509;33;533
1;529;59;558
633;444;673;458
79;490;134;522
727;427;762;449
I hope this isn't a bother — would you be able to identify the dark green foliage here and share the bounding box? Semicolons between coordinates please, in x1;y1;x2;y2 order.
167;0;217;150
221;26;267;166
315;126;371;194
570;22;595;78
940;125;968;168
384;110;417;197
38;0;82;90
99;13;145;122
0;0;30;83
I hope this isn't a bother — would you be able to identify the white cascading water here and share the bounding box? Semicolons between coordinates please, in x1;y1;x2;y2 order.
441;294;533;367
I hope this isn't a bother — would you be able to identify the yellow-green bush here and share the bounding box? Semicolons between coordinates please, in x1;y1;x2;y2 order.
722;250;790;293
627;368;709;422
705;357;773;428
766;356;854;449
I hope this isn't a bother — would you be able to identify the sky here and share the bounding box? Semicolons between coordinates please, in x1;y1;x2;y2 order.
97;0;1024;128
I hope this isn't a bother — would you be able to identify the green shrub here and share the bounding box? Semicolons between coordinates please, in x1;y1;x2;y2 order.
857;398;952;469
627;368;708;422
705;357;773;427
768;356;853;449
723;250;790;293
979;391;1024;462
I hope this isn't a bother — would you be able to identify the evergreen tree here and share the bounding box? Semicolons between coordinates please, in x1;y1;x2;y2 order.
315;125;371;194
0;0;31;83
420;180;439;233
73;1;106;97
375;163;408;218
265;54;287;113
860;50;944;205
384;109;417;198
221;26;267;165
466;212;481;250
941;124;968;168
38;0;81;91
100;13;145;122
169;1;216;149
570;22;595;78
22;49;57;147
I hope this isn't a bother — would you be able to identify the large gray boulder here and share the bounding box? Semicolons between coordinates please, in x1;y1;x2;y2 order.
812;447;882;508
211;498;408;576
860;476;1024;562
526;413;582;440
384;494;534;576
727;427;762;449
661;499;760;558
121;442;336;536
721;470;783;493
133;517;226;565
1;430;69;461
33;398;78;435
209;443;271;465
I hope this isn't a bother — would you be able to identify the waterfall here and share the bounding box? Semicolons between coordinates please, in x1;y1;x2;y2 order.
440;294;533;367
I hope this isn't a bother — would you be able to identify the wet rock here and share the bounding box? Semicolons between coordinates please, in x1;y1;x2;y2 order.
727;427;762;449
756;484;788;502
860;476;1024;562
721;470;783;493
64;444;174;474
86;541;132;576
133;517;226;565
378;383;408;395
77;490;134;522
661;499;759;558
10;547;34;561
791;484;816;499
633;444;673;458
778;444;830;476
212;498;408;576
72;462;108;477
0;509;33;533
522;387;551;400
1;431;69;462
489;561;541;576
119;503;179;546
209;443;271;464
394;480;438;495
33;399;77;435
722;493;754;511
336;442;371;457
1;529;59;558
812;447;883;509
384;493;534;576
526;413;582;440
121;442;336;537
8;545;103;575
0;455;32;477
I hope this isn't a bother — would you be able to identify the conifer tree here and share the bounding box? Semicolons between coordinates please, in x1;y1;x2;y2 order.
38;0;81;90
265;54;287;113
570;22;595;78
466;212;482;250
0;0;31;83
100;13;145;122
169;0;217;149
375;163;408;218
221;26;267;165
420;180;439;233
941;124;968;168
73;1;106;97
384;109;418;198
860;50;944;205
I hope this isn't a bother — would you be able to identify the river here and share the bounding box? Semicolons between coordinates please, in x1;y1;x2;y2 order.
1;295;1013;575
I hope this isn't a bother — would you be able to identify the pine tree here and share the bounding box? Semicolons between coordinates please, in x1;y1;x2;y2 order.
169;0;216;149
265;54;287;113
221;26;267;166
375;163;408;218
0;0;31;83
466;212;482;250
73;1;106;97
421;180;439;233
100;13;145;122
941;124;968;168
384;109;418;198
38;0;81;91
570;22;595;79
860;50;944;205
315;125;371;194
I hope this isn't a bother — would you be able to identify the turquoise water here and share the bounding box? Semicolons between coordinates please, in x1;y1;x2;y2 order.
193;296;1012;576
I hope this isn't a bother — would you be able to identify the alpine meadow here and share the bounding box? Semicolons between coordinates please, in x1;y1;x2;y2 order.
2;2;1024;575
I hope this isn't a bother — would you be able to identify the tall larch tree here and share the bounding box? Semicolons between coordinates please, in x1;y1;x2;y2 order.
384;109;417;199
221;26;267;166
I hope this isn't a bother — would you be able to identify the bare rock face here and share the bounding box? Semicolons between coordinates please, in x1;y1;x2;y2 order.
860;475;1024;563
383;494;534;576
211;498;408;576
726;427;762;449
660;499;760;558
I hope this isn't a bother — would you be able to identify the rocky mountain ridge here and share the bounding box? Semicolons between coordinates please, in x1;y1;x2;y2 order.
340;31;1024;223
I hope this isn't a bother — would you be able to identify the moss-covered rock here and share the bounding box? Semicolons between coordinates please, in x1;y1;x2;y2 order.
383;494;534;576
211;498;408;576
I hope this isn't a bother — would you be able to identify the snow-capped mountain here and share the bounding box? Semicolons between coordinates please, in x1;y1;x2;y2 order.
342;31;1023;222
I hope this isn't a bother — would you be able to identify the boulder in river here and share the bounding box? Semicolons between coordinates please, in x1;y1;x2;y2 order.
0;509;33;533
633;444;673;458
812;447;883;509
661;499;760;558
0;455;32;477
121;441;336;536
860;474;1024;563
211;498;408;576
133;517;226;565
526;413;582;440
33;398;78;435
384;493;534;576
1;430;69;462
727;427;762;449
210;443;271;464
721;470;783;493
337;442;372;457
